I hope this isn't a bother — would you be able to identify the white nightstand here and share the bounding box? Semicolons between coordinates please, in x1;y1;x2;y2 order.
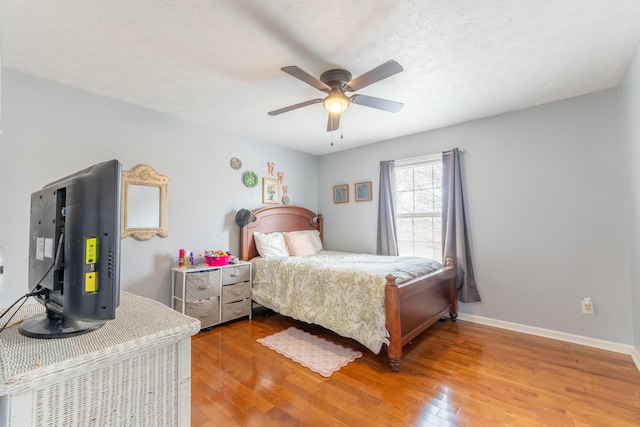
171;261;252;329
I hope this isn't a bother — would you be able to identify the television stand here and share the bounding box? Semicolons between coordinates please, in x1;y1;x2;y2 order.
0;291;200;427
18;309;105;338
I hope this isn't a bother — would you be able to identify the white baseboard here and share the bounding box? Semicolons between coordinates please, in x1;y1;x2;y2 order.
456;313;637;363
631;346;640;372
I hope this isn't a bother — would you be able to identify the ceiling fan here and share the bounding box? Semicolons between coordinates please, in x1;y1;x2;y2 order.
268;60;404;132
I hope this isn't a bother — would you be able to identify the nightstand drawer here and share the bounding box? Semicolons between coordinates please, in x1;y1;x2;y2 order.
221;298;251;323
222;281;251;303
175;296;220;329
176;270;221;302
221;264;250;285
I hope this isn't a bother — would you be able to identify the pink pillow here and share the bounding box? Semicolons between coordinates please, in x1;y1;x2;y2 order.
284;232;317;256
285;230;323;252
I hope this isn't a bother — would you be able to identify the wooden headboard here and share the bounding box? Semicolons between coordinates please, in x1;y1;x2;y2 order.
239;206;323;261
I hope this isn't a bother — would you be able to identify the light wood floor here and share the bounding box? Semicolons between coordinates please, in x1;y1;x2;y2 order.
190;308;640;426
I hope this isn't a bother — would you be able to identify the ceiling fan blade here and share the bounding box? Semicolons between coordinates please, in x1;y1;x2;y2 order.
281;66;331;92
327;112;341;132
346;60;404;92
268;99;323;116
350;94;404;113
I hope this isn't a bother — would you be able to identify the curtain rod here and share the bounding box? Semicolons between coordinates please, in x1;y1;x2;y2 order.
396;150;464;166
396;149;465;166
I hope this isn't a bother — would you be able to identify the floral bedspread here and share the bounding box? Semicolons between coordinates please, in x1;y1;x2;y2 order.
251;251;443;354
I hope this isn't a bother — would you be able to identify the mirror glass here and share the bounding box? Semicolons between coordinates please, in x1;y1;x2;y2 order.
127;185;161;228
121;164;169;240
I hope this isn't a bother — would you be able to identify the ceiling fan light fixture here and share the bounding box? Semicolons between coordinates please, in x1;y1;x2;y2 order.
323;92;350;114
270;61;403;132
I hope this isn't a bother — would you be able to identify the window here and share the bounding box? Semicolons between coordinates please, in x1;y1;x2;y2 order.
395;155;442;262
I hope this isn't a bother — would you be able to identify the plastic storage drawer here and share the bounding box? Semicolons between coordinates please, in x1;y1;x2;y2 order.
221;265;250;285
222;281;251;303
221;298;251;323
175;270;221;302
176;296;220;329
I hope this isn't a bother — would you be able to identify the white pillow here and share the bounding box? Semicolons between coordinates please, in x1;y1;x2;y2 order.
253;232;290;258
284;232;317;256
284;230;323;252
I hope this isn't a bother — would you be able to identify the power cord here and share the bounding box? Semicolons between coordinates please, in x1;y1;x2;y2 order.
1;234;63;333
0;260;55;334
0;288;46;333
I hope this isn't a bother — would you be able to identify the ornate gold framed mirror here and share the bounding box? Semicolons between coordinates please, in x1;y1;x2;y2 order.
121;164;169;240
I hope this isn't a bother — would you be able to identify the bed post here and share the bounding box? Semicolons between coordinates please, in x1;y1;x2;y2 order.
385;274;402;372
445;257;458;320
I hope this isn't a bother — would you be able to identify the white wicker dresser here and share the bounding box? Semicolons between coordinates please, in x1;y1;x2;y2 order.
0;291;200;427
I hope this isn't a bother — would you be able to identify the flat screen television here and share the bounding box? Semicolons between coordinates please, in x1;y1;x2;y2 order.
19;159;122;338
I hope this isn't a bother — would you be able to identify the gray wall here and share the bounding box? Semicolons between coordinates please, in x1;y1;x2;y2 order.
318;89;632;344
619;41;640;354
0;69;317;307
1;65;636;348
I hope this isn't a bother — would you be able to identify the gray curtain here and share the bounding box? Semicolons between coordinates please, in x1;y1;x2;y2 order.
442;148;481;302
377;160;398;255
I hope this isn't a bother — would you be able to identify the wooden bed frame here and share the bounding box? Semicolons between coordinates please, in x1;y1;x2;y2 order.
239;205;457;371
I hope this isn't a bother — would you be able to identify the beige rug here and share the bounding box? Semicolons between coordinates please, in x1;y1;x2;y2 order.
257;326;363;377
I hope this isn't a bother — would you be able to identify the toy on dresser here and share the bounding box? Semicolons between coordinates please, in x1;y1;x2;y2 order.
205;250;231;266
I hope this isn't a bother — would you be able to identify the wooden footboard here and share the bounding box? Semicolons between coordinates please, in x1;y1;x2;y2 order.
385;257;457;371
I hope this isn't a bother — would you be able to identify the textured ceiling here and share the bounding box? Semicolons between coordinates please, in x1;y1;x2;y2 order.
2;1;640;155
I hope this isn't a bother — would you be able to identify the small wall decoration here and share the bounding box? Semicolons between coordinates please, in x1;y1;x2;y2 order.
282;186;290;205
263;178;280;204
229;157;242;170
243;171;258;188
355;181;372;202
333;184;349;204
267;162;275;176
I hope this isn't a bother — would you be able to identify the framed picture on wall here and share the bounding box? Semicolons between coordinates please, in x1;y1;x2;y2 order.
354;181;372;202
262;178;280;204
333;184;349;203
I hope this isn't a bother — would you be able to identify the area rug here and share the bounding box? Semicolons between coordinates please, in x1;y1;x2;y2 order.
257;326;363;377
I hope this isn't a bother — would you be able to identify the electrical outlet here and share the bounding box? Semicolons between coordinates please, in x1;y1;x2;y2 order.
581;298;594;315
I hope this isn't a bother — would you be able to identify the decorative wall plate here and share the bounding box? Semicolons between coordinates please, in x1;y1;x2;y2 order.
230;157;242;170
243;171;258;188
282;195;290;205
